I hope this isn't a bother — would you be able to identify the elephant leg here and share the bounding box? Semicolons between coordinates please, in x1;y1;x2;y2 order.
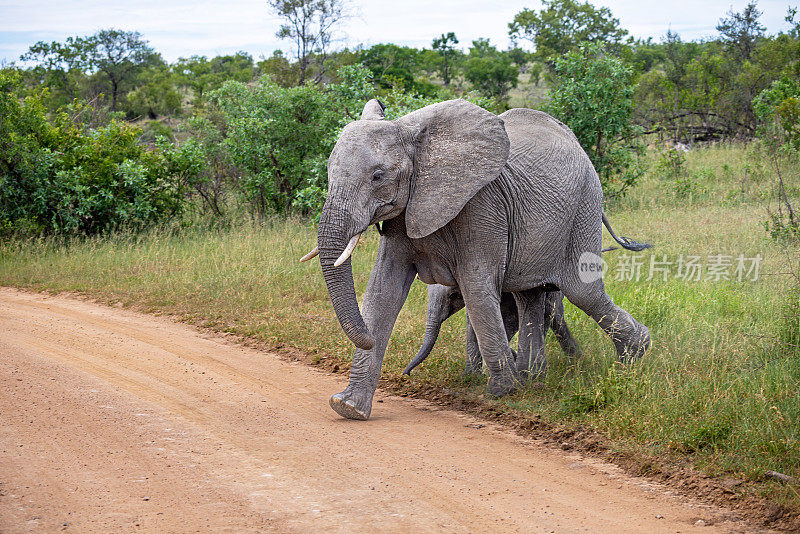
464;312;483;377
514;289;547;380
500;292;520;343
461;285;521;398
464;293;517;377
330;244;417;420
561;208;650;362
546;292;582;359
564;288;649;362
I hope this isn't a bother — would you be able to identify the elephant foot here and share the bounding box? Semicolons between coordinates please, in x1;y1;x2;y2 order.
487;373;520;397
486;362;523;398
615;323;651;364
559;338;583;360
329;387;373;420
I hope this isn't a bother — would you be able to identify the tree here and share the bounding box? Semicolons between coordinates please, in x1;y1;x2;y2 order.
543;43;644;197
716;1;765;62
787;6;800;39
463;39;518;103
267;0;348;85
82;29;159;111
508;0;628;64
125;64;182;119
258;50;300;87
359;43;420;91
208;77;340;215
20;38;86;103
174;52;255;104
432;32;459;86
753;77;800;240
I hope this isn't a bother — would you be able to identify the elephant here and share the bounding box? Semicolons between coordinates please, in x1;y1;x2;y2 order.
301;98;651;420
402;284;581;376
403;246;623;376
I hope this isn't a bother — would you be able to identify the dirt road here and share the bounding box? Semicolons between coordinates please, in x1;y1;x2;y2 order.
0;288;754;533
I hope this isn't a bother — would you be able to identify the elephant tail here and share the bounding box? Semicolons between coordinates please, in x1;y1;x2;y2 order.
602;213;652;252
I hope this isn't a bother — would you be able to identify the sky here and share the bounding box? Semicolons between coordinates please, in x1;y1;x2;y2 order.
0;0;797;64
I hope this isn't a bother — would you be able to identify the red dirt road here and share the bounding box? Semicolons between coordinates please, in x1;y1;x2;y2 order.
0;288;758;532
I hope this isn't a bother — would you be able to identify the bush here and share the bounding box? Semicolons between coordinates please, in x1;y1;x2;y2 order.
542;43;646;198
655;147;686;180
0;69;185;236
754;77;800;242
205;76;340;217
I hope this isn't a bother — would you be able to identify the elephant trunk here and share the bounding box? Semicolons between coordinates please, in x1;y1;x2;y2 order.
403;314;442;375
318;204;374;351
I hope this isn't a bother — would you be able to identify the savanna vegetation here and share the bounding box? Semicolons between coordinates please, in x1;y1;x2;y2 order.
2;0;800;516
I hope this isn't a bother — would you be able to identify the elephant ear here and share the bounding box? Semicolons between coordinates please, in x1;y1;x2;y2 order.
397;99;510;239
361;99;385;120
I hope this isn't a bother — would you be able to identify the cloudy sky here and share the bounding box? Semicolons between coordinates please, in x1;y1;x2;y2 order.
0;0;796;64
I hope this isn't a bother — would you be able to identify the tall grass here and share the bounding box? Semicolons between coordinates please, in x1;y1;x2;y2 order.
1;143;798;506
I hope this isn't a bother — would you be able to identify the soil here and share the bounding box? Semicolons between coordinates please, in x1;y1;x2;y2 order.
0;288;785;533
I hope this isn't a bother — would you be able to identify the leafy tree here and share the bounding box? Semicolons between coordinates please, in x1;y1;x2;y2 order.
716;1;765;62
543;43;644;197
258;50;300;87
0;69;184;235
508;0;628;64
20;38;86;105
463;39;518;103
787;6;800;39
753;77;800;240
506;47;530;67
359;43;419;91
174;55;212;101
625;37;666;73
634;25;798;142
414;48;442;78
754;76;800;149
166;118;233;218
208;77;340;215
82;29;160;111
209;52;256;83
432;32;459;86
267;0;349;85
327;63;374;122
175;52;255;105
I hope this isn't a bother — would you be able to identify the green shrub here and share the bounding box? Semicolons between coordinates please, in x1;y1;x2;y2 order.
542;43;646;197
655;148;686;180
0;69;185;236
205;76;340;217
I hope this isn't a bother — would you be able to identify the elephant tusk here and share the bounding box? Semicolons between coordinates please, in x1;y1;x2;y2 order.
299;246;319;262
334;234;360;267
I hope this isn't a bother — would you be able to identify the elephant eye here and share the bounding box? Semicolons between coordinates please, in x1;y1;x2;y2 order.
372;170;384;182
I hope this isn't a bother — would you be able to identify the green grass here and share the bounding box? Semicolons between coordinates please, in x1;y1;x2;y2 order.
1;143;799;509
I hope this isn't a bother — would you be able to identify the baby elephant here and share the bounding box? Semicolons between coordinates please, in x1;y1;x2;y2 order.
403;284;581;376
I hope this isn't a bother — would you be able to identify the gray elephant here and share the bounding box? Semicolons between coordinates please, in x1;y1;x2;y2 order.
402;286;581;377
301;98;650;420
404;245;625;376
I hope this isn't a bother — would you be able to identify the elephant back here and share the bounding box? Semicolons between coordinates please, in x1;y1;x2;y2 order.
498;108;592;179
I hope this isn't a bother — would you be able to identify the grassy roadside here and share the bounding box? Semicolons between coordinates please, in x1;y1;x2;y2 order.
2;144;799;522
